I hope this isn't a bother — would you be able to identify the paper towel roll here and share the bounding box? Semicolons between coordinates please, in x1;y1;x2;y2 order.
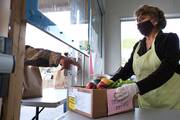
0;0;11;37
0;53;15;73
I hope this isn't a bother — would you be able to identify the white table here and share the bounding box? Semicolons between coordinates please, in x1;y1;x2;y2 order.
56;108;180;120
21;88;67;120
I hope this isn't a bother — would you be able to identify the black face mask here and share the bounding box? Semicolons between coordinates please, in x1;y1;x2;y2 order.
137;20;154;36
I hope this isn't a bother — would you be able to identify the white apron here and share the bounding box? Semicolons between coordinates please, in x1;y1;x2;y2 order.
133;39;180;109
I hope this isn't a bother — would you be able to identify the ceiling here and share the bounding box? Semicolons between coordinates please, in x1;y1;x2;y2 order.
38;0;70;12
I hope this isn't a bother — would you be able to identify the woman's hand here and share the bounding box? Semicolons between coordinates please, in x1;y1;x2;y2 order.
114;83;139;103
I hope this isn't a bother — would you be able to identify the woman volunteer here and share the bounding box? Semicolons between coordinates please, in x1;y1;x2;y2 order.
112;5;180;109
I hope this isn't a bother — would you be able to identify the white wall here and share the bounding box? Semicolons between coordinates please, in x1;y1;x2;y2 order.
104;0;180;74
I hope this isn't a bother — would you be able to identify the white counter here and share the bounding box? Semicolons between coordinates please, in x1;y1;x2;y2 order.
56;108;180;120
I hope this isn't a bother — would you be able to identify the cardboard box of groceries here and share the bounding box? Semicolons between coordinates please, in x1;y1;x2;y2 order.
68;78;135;118
106;89;134;115
68;87;107;118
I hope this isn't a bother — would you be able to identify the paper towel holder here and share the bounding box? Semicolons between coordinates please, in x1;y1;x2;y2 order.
0;53;15;73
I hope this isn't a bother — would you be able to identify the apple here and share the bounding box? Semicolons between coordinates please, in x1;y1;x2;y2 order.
86;82;97;89
96;81;107;89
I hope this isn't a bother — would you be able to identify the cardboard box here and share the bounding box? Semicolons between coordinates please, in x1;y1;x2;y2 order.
68;87;134;118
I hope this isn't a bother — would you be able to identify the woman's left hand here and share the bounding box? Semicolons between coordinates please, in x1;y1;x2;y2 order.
114;83;139;103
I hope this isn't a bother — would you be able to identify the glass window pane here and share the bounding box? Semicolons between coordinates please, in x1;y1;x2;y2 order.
38;0;89;53
121;20;143;65
89;0;103;76
90;0;102;55
25;23;71;88
163;18;180;43
25;23;69;53
121;18;180;66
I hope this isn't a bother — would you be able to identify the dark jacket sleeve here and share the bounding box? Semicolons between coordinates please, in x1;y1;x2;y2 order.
111;42;139;81
24;45;61;67
136;33;180;95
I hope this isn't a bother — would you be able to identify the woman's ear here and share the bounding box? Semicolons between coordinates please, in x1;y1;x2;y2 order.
151;19;158;26
154;21;158;26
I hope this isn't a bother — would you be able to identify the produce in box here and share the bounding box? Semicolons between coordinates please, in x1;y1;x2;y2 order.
86;82;97;89
97;78;114;89
107;79;134;88
86;77;134;89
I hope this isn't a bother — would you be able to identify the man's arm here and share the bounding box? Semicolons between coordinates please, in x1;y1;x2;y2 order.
25;45;61;67
25;45;80;69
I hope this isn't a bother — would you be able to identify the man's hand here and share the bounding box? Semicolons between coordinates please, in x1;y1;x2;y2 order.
114;83;139;103
59;56;80;70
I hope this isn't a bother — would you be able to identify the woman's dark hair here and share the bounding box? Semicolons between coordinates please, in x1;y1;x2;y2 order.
135;5;166;29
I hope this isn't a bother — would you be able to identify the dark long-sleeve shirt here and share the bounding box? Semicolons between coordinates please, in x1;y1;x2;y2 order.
111;31;180;95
